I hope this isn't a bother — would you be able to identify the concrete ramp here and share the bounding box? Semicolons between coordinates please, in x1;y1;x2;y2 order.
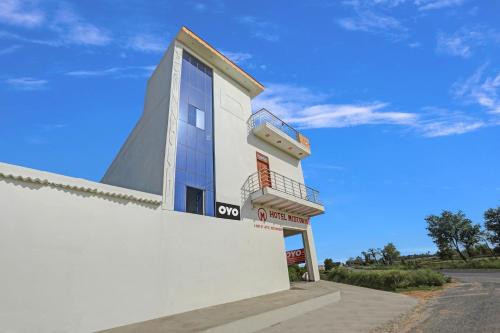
99;281;340;333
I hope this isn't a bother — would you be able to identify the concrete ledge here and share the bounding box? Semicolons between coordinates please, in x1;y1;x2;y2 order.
207;289;340;333
100;281;341;333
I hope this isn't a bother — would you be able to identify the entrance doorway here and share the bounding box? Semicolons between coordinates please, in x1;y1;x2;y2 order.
283;228;313;282
256;152;271;188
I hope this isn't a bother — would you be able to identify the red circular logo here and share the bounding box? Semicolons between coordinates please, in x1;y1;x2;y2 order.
257;208;267;222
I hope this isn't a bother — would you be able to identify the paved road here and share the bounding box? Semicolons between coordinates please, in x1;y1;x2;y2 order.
410;270;500;333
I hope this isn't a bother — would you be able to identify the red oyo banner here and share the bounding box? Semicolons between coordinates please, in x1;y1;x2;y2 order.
286;248;306;265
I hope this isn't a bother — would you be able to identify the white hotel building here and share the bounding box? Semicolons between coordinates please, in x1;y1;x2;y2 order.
0;27;325;332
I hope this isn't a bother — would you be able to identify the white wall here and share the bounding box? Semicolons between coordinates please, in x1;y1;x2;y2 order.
212;68;305;211
0;167;290;333
101;43;176;195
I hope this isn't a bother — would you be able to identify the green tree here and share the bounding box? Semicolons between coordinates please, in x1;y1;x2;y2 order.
425;210;474;262
484;207;500;248
324;258;334;271
381;242;400;265
461;224;482;258
361;251;371;265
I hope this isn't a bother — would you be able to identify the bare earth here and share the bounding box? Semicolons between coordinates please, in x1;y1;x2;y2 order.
375;270;500;333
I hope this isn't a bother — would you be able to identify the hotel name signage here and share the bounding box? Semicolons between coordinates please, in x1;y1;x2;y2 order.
216;202;240;220
257;207;309;225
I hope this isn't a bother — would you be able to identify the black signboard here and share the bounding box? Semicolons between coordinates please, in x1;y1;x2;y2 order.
215;202;241;220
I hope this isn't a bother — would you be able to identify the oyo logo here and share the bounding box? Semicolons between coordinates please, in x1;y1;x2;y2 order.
218;205;239;217
215;202;240;220
258;208;267;222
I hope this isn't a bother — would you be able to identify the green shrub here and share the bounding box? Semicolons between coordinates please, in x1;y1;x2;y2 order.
288;265;307;282
327;267;447;291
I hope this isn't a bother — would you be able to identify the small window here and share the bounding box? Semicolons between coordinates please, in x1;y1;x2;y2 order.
186;186;204;215
188;104;205;130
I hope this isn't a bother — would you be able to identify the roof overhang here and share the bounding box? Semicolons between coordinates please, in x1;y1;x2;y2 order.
175;26;264;98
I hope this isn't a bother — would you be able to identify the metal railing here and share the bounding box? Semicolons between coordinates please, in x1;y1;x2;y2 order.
245;169;322;205
248;109;300;141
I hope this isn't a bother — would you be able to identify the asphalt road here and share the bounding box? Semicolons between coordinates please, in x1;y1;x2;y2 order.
410;270;500;333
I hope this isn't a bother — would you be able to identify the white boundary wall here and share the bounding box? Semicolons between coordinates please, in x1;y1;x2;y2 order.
0;164;290;333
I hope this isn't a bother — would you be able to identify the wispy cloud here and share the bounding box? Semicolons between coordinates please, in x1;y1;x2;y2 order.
126;33;166;53
220;50;252;64
5;77;48;90
0;2;111;47
254;83;416;129
437;27;500;58
452;65;500;114
65;65;155;78
416;107;485;137
236;16;280;42
0;30;60;46
415;0;465;11
337;2;408;40
0;0;45;28
0;44;21;55
51;6;111;46
337;10;407;39
254;83;491;137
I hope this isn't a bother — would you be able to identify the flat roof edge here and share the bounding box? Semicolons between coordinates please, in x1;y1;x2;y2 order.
176;26;264;98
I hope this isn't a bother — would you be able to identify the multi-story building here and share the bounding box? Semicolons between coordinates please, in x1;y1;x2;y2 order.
0;27;325;332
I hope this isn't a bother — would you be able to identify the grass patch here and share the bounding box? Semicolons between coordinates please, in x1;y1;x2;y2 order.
326;267;449;291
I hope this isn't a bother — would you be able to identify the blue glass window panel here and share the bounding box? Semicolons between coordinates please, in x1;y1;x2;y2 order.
176;144;187;171
177;121;187;146
188;105;196;127
186;125;197;149
196;109;205;130
195;152;205;176
176;169;187;185
186;147;196;171
174;180;186;211
205;191;214;216
176;50;214;216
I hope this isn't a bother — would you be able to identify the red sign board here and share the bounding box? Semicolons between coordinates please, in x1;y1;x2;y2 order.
286;248;306;265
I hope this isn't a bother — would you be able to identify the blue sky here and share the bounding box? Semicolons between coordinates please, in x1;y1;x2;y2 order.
1;0;499;261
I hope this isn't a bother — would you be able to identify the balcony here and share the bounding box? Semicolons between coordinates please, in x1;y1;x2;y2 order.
244;169;324;217
249;109;311;159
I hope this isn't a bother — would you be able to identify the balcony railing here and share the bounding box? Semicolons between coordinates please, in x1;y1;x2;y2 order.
245;169;322;206
249;109;300;142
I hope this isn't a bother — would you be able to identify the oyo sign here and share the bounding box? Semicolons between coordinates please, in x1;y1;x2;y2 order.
286;248;306;265
216;202;240;220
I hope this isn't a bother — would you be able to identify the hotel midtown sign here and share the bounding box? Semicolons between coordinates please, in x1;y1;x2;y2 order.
256;207;310;225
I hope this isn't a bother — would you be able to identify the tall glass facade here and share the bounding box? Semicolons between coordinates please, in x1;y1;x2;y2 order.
174;51;215;216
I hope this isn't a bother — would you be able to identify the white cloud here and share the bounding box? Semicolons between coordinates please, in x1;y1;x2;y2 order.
253;83;417;129
337;8;408;40
254;83;492;137
0;30;60;46
415;0;465;11
236;16;280;42
220;50;252;64
418;120;484;137
65;65;155;78
436;27;500;58
414;107;487;137
0;0;44;28
452;65;500;114
127;33;166;53
51;7;111;46
5;77;48;90
0;44;21;55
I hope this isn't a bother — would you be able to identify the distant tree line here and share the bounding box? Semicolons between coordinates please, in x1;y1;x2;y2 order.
340;242;401;268
426;206;500;261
